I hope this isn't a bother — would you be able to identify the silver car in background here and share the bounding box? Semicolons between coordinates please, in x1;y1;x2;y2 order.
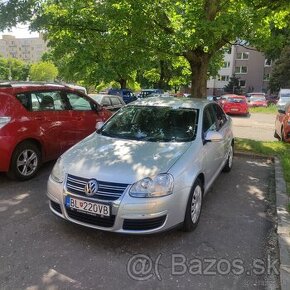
47;97;234;234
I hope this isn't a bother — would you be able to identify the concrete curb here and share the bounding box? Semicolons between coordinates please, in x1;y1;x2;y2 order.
274;157;290;290
235;150;274;161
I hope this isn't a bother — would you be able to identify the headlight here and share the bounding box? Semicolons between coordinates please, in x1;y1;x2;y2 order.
50;158;64;183
129;173;174;198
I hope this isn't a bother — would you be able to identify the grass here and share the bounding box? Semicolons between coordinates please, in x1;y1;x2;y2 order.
236;138;290;210
249;104;278;114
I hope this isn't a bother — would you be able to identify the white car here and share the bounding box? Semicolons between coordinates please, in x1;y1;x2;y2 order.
277;89;290;110
47;97;234;234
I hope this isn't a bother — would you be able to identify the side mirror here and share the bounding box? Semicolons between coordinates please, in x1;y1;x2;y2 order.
96;121;104;132
204;131;223;143
278;109;286;114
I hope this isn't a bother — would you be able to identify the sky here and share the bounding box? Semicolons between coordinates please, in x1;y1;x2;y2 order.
0;25;39;39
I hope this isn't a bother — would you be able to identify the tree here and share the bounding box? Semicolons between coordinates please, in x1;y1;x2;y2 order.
269;46;290;92
1;0;290;97
0;55;29;81
29;61;58;81
223;75;241;94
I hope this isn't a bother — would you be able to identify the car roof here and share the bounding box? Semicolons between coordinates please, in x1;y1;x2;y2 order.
129;97;210;110
0;82;86;95
89;94;119;98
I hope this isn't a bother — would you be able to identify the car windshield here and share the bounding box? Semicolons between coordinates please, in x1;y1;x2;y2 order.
99;105;198;142
227;98;246;103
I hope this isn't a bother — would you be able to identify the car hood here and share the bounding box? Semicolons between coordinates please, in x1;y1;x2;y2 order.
62;133;192;184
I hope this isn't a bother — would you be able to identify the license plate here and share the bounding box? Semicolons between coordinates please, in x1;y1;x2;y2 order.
65;196;110;216
231;108;239;111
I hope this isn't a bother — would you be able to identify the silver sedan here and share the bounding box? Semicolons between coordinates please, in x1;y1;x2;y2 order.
47;97;234;234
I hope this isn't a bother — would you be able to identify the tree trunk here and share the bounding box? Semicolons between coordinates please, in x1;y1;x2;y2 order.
184;51;211;98
118;78;127;89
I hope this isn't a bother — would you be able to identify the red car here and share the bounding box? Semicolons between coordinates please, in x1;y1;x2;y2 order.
221;95;249;115
0;82;112;180
274;103;290;142
247;93;268;107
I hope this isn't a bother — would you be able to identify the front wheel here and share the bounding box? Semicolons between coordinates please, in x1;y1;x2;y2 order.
8;141;41;181
223;144;234;172
182;179;203;232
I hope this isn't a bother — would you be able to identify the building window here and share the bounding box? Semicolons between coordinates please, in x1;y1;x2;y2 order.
236;52;249;60
223;61;230;68
235;66;248;74
239;80;246;87
263;73;270;81
218;75;230;81
264;59;272;67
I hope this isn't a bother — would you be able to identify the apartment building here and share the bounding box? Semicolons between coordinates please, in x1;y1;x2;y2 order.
207;45;272;96
0;34;47;62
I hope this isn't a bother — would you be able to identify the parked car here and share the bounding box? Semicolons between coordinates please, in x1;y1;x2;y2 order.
265;95;279;105
47;97;234;234
138;89;164;98
247;93;268;107
0;82;112;180
89;94;125;112
218;94;237;106
221;95;249;115
277;89;290;110
274;102;290;142
108;88;136;104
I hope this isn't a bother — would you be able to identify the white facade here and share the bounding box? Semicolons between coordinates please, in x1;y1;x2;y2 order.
0;34;47;62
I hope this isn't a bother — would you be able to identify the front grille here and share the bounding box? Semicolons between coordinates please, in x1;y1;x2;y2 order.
66;208;116;227
50;200;62;214
66;174;129;201
123;215;167;231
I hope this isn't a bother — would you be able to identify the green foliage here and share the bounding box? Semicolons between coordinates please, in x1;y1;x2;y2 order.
0;56;29;81
223;75;241;94
29;61;58;81
269;46;290;93
1;0;289;97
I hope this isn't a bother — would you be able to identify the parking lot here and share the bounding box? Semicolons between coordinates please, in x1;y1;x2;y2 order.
0;156;279;290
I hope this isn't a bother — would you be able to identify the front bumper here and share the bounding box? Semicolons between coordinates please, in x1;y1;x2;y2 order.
47;175;189;234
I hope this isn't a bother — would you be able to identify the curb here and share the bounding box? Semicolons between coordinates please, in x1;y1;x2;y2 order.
235;150;274;161
274;157;290;290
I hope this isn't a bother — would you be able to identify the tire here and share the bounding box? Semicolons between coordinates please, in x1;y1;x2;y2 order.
223;143;234;172
281;127;285;142
182;178;203;232
274;130;280;140
8;141;41;181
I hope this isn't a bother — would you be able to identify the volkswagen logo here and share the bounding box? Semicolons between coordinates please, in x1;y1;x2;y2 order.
84;179;98;196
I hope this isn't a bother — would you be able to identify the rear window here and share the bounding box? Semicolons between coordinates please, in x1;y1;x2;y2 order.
227;98;246;103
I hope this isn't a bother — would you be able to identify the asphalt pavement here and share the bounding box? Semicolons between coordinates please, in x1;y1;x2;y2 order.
0;156;279;290
231;113;276;141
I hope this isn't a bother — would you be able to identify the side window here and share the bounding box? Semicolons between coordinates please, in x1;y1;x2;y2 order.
66;93;92;111
213;104;227;130
203;107;216;135
102;97;111;106
16;93;31;110
29;91;66;111
111;97;121;106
